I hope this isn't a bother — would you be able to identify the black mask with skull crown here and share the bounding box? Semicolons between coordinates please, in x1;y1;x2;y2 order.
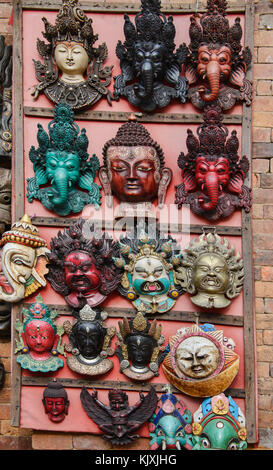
114;224;184;315
114;0;188;111
177;229;244;309
116;311;165;381
32;0;113;110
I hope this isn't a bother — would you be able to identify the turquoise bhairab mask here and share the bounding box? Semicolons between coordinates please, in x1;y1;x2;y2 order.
26;102;102;216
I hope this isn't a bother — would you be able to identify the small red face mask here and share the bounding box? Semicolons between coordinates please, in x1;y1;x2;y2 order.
25;320;55;357
44;397;68;423
64;251;101;295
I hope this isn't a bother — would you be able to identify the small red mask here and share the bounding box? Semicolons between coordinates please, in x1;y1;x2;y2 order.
24;320;55;360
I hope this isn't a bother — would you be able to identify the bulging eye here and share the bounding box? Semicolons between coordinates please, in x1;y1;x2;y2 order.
151;51;161;61
200;55;209;64
0;192;11;204
175;430;184;437
135;50;144;61
157;429;164;437
227;441;238;450
201;437;211;448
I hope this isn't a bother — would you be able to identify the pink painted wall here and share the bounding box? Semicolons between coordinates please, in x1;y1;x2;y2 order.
17;8;248;437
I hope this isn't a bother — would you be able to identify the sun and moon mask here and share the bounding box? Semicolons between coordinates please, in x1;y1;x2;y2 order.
162;322;240;397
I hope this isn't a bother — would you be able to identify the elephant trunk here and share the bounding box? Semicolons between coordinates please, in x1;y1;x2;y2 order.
200;60;220;102
51;167;69;206
199;171;219;211
136;61;154;99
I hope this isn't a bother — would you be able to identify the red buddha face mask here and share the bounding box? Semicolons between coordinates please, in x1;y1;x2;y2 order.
44;397;68;423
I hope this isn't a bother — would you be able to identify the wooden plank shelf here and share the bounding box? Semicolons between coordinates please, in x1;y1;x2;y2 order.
24;106;243;125
21;303;244;327
30;216;242;237
21;0;247;14
21;376;245;399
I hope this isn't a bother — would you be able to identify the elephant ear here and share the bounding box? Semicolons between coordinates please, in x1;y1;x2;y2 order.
165;63;180;85
185;64;198;85
33;165;48;186
227;171;245;194
182;168;197;192
79;169;102;209
229;64;246;87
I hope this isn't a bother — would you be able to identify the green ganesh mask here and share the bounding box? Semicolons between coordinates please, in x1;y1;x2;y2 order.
192;393;247;450
27;102;101;216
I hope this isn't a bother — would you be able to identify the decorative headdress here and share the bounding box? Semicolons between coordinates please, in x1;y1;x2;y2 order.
0;35;12;158
192;393;247;449
178;229;244;298
188;0;252;68
0;214;47;249
116;311;165;374
102;117;165;168
46;219;123;298
177;105;249;170
39;0;97;59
